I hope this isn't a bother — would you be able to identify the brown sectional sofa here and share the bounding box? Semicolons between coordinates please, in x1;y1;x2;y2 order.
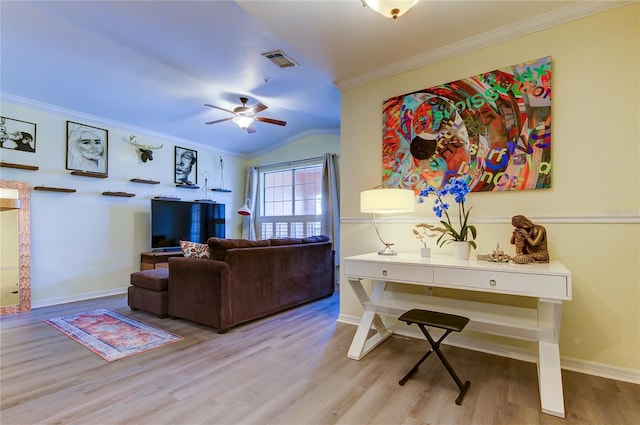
167;235;335;332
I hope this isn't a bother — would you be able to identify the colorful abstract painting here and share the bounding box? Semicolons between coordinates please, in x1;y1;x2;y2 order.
382;56;552;192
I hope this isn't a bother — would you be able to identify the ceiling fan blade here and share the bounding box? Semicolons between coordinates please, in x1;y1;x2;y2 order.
256;116;287;126
205;117;233;125
204;104;234;114
249;103;268;114
246;124;257;134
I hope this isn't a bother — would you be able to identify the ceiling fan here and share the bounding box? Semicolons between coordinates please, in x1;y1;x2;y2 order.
204;97;287;134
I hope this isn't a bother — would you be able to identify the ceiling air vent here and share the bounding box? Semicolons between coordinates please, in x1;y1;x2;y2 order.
262;50;298;68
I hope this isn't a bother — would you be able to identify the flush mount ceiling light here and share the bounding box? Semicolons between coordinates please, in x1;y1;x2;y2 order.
361;0;420;19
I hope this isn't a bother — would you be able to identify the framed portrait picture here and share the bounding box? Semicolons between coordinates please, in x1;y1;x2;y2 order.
1;116;36;152
66;121;108;174
175;146;197;184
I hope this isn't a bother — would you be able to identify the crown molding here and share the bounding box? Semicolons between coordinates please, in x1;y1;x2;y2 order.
1;92;246;158
337;1;633;91
2;92;340;160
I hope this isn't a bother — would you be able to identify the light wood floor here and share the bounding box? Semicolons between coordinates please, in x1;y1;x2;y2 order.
1;293;639;425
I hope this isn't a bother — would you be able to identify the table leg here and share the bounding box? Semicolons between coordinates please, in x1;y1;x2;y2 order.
347;279;393;360
537;299;565;418
538;341;565;418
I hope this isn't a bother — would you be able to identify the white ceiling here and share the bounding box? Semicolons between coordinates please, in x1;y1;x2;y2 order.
0;1;627;157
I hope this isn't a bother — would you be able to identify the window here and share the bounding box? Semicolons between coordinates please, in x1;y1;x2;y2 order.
259;163;323;239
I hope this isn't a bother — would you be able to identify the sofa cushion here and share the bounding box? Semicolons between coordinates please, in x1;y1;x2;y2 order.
130;268;169;291
180;240;210;259
207;237;271;260
302;235;330;243
269;238;303;246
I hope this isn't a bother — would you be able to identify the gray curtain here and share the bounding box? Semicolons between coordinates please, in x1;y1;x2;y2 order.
321;153;340;264
242;166;258;240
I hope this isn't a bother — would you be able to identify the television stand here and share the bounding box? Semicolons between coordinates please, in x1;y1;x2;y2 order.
140;251;183;271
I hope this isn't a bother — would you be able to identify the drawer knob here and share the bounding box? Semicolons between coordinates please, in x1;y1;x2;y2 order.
382;269;387;276
489;279;497;286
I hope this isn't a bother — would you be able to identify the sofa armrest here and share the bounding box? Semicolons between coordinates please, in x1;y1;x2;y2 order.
168;257;232;331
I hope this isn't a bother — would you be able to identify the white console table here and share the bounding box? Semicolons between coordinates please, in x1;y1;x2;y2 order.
343;252;572;418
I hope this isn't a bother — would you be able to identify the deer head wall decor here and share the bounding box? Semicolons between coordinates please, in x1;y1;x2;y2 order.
126;134;163;162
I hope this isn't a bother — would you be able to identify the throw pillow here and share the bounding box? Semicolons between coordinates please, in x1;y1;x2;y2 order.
179;240;210;259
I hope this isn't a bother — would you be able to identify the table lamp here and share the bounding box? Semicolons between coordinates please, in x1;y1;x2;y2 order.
360;188;415;255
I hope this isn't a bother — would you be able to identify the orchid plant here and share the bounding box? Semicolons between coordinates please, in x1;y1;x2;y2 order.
418;177;477;249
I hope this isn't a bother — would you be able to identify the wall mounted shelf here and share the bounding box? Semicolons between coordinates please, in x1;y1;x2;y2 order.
211;188;232;193
154;196;180;201
102;191;135;197
33;186;76;193
71;171;108;178
175;184;199;189
130;178;160;185
0;161;39;171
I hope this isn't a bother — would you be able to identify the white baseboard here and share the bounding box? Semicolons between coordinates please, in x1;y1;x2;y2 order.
31;287;128;309
337;314;640;385
559;357;640;385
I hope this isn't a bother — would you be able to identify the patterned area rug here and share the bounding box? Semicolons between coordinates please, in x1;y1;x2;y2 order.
46;309;183;362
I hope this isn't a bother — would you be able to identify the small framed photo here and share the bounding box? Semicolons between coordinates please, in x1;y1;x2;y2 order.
66;121;108;174
0;116;36;153
175;146;197;184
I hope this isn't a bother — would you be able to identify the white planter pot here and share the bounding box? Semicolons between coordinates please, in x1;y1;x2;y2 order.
453;241;471;260
420;247;431;258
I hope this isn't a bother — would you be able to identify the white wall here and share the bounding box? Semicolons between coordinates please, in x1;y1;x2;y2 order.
339;4;639;377
0;97;249;306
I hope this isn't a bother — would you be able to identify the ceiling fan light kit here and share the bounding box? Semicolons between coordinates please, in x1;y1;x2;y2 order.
205;96;286;133
362;0;420;19
232;116;255;129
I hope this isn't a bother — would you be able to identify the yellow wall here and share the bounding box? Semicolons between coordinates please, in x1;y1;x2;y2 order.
340;4;639;372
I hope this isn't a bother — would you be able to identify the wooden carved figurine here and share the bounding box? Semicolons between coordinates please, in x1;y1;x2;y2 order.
510;215;549;263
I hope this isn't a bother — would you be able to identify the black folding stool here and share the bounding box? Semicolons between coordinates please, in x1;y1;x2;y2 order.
398;309;471;405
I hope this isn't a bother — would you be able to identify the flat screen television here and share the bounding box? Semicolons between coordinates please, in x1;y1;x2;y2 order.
151;199;225;250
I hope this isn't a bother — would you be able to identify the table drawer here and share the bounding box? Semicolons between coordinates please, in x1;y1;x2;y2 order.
434;267;569;298
344;261;434;284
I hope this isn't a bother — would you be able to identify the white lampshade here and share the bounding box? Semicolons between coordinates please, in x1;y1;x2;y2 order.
360;188;415;214
362;0;420;19
233;116;255;129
